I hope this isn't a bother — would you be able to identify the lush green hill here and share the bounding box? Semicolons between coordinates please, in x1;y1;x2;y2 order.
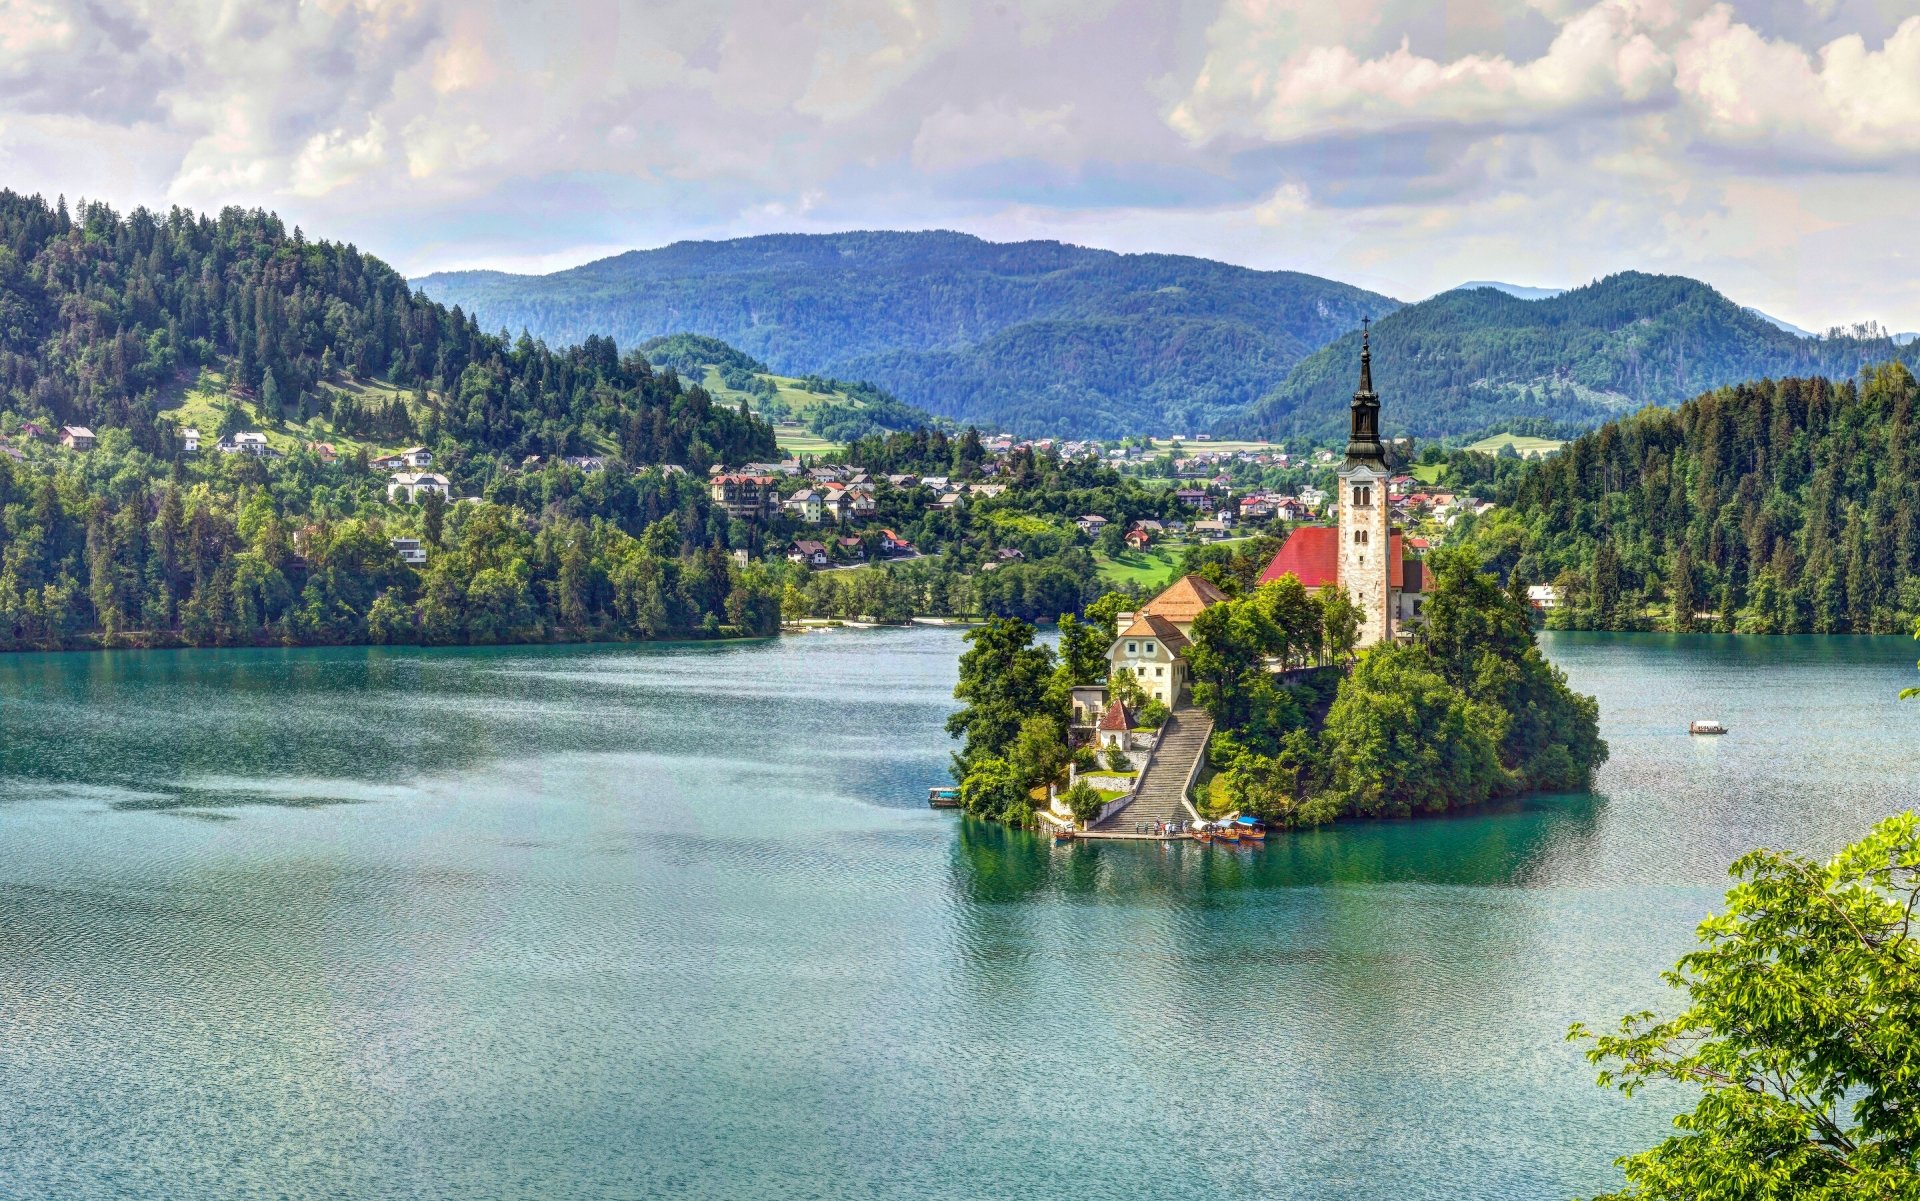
1237;272;1917;441
0;190;784;652
413;231;1399;438
1467;363;1920;634
636;332;932;446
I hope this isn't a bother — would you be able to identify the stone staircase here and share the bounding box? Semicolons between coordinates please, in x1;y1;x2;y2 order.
1093;704;1214;832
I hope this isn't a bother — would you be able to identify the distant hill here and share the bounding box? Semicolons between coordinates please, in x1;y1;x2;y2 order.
636;332;932;445
1238;272;1918;440
414;231;1398;438
1450;280;1566;301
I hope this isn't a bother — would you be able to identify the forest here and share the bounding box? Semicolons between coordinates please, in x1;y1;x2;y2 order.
0;189;789;649
1241;272;1918;441
1468;363;1920;634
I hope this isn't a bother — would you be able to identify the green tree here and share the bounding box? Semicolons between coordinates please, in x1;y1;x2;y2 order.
1060;780;1105;825
1056;612;1105;685
1322;643;1508;818
946;617;1057;776
1573;813;1920;1201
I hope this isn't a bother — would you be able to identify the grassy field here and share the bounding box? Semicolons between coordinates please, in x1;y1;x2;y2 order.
774;429;843;457
1463;433;1566;459
1411;463;1448;485
158;370;439;458
1094;546;1184;590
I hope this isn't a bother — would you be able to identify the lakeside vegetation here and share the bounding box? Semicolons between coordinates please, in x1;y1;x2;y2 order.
1470;364;1920;634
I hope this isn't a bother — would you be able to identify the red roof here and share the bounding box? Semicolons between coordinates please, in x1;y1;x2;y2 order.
1258;526;1407;590
1098;700;1133;732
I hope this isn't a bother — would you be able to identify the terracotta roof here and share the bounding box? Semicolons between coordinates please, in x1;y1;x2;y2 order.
1097;700;1133;732
1140;574;1229;625
1258;527;1409;590
1118;611;1190;651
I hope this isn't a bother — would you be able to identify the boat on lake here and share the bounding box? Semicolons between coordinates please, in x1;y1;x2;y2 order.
1689;720;1728;736
1233;815;1267;841
927;786;960;809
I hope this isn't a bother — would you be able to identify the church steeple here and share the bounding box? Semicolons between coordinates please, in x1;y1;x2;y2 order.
1345;317;1386;463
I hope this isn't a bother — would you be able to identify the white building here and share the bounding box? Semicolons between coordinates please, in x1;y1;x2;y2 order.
391;537;428;565
388;471;451;503
219;431;271;457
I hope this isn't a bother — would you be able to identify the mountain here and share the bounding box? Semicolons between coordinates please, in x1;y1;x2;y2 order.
1237;272;1919;441
413;231;1399;438
1742;307;1816;338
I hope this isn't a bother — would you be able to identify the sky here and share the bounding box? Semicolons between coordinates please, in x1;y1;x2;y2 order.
2;0;1918;331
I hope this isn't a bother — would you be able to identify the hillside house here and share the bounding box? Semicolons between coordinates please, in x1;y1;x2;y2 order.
710;473;775;519
1527;584;1564;611
181;428;202;454
218;432;272;456
1124;528;1151;550
60;425;95;450
388;471;451;503
879;529;914;556
391;537;428;566
1075;515;1109;535
785;489;825;524
788;540;830;569
372;447;434;470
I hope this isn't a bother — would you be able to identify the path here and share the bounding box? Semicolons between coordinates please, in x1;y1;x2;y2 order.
1090;703;1212;834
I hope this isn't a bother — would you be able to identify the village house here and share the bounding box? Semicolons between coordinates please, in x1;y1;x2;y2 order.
878;529;913;556
982;547;1024;571
1192;518;1233;541
710;473;775;520
388;471;451;503
60;425;95;450
218;431;272;457
305;441;337;463
1075;514;1109;535
372;446;433;470
785;489;826;524
1095;699;1136;751
1124;528;1151;550
390;537;428;566
1108;613;1190;707
181;427;202;454
788;540;830;569
1527;584;1564;611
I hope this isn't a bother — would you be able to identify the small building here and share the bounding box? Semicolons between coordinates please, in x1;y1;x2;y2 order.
219;431;271;457
181;428;202;454
1075;515;1109;535
391;536;427;566
388;471;451;503
1192;518;1232;541
1069;685;1109;729
374;446;434;470
879;529;914;556
1527;584;1564;611
60;425;95;450
1124;528;1151;550
1096;699;1136;750
788;540;829;569
305;441;337;463
785;489;825;524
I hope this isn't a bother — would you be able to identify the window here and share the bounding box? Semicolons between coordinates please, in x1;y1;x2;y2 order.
1156;667;1164;677
1353;484;1372;507
1353;529;1369;545
1137;666;1148;677
1144;641;1156;654
1127;641;1137;654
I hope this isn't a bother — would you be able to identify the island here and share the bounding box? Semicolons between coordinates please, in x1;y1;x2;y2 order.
945;335;1607;835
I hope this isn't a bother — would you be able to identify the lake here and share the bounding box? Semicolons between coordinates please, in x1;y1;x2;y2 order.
2;629;1917;1200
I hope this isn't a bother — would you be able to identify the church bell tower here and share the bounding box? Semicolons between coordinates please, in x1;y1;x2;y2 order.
1337;319;1393;647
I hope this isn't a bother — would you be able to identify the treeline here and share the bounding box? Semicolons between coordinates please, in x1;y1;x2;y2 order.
1472;363;1920;634
0;439;780;650
0;190;774;468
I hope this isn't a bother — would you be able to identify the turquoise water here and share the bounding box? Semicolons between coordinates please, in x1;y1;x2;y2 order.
2;630;1917;1200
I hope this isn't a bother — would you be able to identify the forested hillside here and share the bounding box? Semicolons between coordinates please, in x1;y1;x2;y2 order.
0;190;787;650
637;332;932;443
1238;273;1916;441
414;231;1398;437
1468;363;1920;634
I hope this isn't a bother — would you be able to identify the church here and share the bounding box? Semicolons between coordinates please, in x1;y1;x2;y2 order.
1258;323;1424;647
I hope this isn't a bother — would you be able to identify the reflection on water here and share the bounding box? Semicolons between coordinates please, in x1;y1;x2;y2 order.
0;627;1916;1201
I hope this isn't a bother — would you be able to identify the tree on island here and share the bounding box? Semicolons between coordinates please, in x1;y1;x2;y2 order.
947;616;1067;824
1573;813;1920;1200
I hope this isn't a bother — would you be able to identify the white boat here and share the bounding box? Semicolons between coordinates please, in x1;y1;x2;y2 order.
1689;720;1728;735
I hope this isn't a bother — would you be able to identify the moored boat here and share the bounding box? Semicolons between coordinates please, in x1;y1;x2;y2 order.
928;786;960;809
1233;815;1267;841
